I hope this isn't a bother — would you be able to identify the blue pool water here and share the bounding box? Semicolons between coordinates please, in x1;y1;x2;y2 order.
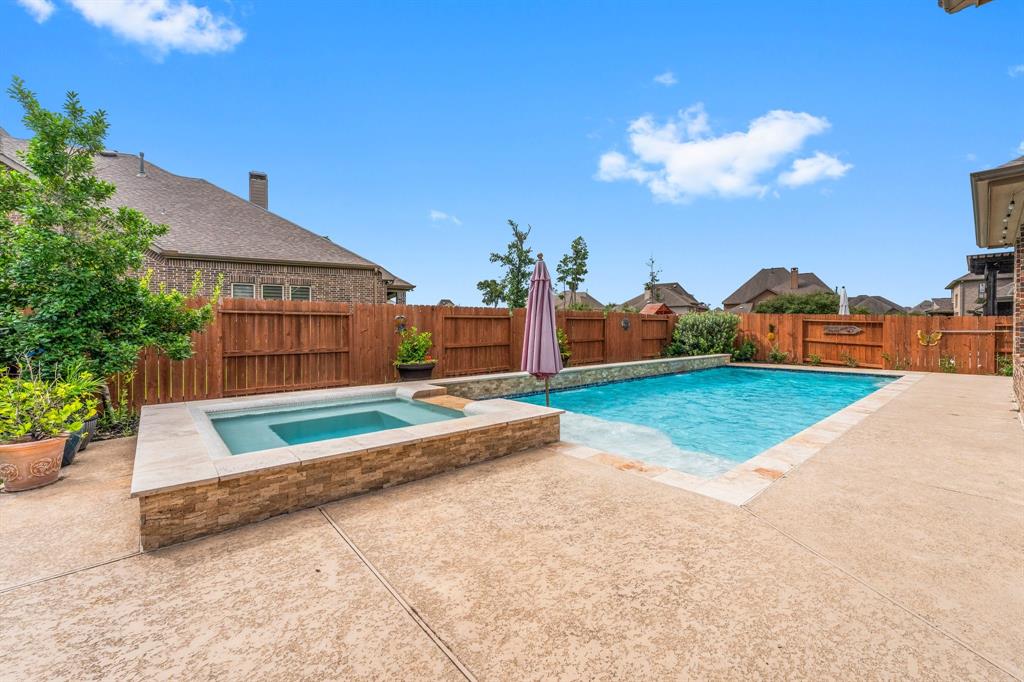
211;397;460;455
517;367;893;477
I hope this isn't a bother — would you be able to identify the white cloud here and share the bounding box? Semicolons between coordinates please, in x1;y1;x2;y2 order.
429;209;462;226
966;152;977;161
597;103;845;202
67;0;244;55
16;0;56;22
1009;65;1024;78
653;71;677;86
778;152;852;187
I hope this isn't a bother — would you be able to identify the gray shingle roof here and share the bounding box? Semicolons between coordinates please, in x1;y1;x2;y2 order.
847;294;906;314
0;131;412;285
722;267;830;307
622;282;704;310
553;290;604;310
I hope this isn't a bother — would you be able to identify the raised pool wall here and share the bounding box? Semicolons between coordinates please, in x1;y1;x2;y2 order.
132;387;560;550
435;354;731;400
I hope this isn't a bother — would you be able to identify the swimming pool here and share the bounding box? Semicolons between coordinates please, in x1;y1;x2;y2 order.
516;367;894;477
210;397;461;455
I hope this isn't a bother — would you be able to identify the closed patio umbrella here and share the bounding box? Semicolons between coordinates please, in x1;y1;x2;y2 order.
838;286;850;315
521;253;563;406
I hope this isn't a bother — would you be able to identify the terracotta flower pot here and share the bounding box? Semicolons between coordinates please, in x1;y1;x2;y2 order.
0;437;67;492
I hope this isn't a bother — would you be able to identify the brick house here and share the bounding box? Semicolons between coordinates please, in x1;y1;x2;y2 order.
722;267;831;313
0;129;413;304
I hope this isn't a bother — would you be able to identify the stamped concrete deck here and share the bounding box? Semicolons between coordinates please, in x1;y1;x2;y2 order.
2;372;1021;680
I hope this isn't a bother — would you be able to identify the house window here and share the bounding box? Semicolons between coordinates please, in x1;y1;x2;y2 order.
230;283;255;299
261;284;284;300
290;285;311;301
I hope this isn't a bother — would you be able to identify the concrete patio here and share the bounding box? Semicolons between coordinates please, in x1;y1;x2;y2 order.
2;372;1021;680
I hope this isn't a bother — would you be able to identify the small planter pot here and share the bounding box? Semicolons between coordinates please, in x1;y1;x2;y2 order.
61;429;84;467
78;417;98;452
396;362;436;382
0;437;67;493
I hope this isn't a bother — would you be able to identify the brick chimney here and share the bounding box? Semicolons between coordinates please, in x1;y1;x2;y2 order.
790;267;799;290
249;171;268;209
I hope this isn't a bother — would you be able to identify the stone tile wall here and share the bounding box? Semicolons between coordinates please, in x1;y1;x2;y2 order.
138;414;558;550
1014;229;1023;407
437;354;730;401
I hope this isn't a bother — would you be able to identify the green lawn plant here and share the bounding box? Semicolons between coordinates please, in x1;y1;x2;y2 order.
807;353;822;366
996;354;1013;377
0;360;100;443
556;328;571;364
394;327;434;366
731;338;757;362
768;346;789;364
0;78;220;412
665;312;740;357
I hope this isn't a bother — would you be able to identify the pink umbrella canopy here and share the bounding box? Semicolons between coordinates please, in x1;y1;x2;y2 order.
521;254;563;382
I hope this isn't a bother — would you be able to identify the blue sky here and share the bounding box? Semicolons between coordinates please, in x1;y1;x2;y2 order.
3;0;1022;308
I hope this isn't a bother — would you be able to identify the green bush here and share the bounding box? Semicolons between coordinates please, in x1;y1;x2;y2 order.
394;327;434;366
840;352;859;368
768;346;789;364
939;355;957;373
996;354;1013;377
0;361;100;443
808;353;822;366
754;291;840;314
665;312;740;357
556;328;571;365
731;339;757;362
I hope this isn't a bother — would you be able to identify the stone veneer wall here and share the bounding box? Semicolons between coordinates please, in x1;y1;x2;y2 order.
438;354;730;400
139;414;558;550
143;251;387;303
1014;229;1023;408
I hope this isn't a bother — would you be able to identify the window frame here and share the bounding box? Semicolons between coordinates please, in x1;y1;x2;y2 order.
260;283;284;300
289;285;312;301
230;283;255;299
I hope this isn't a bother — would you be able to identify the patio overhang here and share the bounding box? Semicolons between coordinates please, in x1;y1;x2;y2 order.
969;157;1024;249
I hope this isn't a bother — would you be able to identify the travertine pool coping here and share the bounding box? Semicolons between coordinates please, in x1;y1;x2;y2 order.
534;364;924;506
130;382;561;498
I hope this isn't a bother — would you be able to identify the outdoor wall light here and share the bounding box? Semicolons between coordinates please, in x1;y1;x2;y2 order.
621;318;631;331
394;314;407;333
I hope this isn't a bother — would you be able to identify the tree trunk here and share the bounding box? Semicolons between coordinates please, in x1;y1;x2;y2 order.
100;381;114;416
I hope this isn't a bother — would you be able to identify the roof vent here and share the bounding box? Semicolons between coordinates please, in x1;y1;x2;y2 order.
136;152;146;177
98;150;117;157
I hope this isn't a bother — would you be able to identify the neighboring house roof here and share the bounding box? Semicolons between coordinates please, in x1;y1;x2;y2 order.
910;298;954;315
554;290;604;310
944;271;1013;290
847;294;906;315
622;282;705;311
722;267;830;308
0;130;413;289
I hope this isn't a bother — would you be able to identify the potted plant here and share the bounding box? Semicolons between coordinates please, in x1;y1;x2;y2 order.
0;363;99;492
394;327;437;381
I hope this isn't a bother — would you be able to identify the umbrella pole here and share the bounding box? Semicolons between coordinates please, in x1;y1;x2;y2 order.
545;377;550;406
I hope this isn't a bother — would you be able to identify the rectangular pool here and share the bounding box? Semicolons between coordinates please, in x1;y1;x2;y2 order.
211;397;461;455
516;367;894;477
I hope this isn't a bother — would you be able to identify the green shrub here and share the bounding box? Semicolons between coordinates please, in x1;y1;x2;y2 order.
939;355;957;373
755;291;840;314
839;352;859;368
97;377;139;439
808;353;822;366
731;339;757;362
996;354;1013;377
665;312;740;357
0;361;100;443
557;328;572;365
394;327;434;366
768;346;789;364
881;352;910;371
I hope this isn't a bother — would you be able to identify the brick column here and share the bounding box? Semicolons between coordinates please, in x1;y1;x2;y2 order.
1014;228;1023;406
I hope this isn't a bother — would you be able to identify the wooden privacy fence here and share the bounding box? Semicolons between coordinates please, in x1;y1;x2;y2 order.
112;299;678;408
736;313;1014;373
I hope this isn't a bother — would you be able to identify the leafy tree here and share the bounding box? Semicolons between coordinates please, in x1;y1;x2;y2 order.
0;77;220;409
476;279;503;308
477;219;536;309
754;291;840;314
555;236;589;308
644;256;661;302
